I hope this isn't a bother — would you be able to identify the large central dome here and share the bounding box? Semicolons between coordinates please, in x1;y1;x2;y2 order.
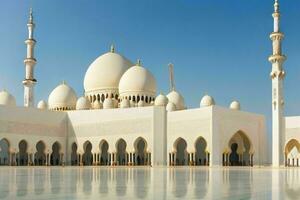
83;46;133;102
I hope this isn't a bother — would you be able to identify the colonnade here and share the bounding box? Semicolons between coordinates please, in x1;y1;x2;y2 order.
168;151;210;166
222;152;254;166
71;152;152;166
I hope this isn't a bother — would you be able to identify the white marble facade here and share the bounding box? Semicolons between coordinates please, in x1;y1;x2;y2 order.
0;0;298;168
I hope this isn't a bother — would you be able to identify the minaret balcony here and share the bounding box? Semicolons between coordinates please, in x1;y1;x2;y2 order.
22;79;37;86
270;32;284;40
268;54;286;63
25;39;36;45
23;58;36;64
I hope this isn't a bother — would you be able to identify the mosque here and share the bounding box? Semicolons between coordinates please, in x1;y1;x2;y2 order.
0;0;297;167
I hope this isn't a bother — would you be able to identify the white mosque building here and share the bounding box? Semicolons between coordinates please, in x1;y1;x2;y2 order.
0;0;297;167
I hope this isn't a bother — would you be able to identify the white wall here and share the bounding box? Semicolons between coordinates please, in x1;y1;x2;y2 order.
0;105;67;155
212;106;267;166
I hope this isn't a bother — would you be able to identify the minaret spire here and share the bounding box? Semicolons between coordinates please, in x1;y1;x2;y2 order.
269;0;286;167
23;8;37;107
168;63;175;91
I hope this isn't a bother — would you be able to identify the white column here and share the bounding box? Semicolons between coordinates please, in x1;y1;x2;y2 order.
23;9;37;107
270;0;286;167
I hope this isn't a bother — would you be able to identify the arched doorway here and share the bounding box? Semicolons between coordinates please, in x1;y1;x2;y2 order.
99;140;109;165
116;139;127;166
226;131;253;166
71;143;78;165
50;142;61;166
174;138;188;166
82;141;93;165
285;139;300;167
195;137;207;166
18;140;28;166
134;137;147;165
0;138;10;165
35;141;46;165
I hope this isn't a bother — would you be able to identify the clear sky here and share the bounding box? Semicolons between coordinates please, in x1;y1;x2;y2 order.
0;0;299;138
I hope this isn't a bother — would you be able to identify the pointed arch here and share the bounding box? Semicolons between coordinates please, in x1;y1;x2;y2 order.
17;140;28;166
83;141;93;165
173;137;188;166
71;142;78;165
116;138;128;166
285;139;300;167
226;130;253;166
194;137;208;166
35;140;46;166
99;139;109;165
0;138;10;166
50;141;61;166
134;137;148;165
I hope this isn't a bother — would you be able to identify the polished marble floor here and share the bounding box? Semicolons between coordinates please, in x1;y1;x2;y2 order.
0;166;299;199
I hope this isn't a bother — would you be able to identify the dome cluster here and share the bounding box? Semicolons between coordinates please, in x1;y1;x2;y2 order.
198;94;241;110
37;46;242;113
153;91;185;112
45;46;157;111
83;47;157;110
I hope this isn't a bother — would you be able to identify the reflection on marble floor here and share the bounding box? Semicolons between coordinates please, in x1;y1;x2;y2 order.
0;167;300;200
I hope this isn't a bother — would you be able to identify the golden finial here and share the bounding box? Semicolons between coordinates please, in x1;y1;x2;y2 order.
110;44;115;53
29;8;33;23
274;0;279;13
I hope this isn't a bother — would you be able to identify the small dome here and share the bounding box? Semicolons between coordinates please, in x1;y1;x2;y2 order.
37;100;47;109
119;60;156;101
120;99;130;108
103;97;114;109
167;90;185;110
200;95;215;107
48;82;77;111
93;101;103;109
0;90;16;107
84;47;133;96
230;101;241;110
166;102;176;112
76;97;91;110
138;100;145;107
154;93;168;106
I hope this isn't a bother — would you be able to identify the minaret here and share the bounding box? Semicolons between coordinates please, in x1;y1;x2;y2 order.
23;8;37;107
269;0;286;167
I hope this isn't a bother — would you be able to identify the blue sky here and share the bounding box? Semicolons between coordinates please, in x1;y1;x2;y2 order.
0;0;299;137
